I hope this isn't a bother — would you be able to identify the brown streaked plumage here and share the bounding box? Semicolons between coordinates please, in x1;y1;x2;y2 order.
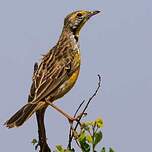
4;10;100;150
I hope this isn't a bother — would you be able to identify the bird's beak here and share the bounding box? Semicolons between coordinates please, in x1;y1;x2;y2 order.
91;10;101;16
88;10;101;18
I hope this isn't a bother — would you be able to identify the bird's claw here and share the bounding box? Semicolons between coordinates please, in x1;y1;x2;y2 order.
35;140;51;152
68;112;87;123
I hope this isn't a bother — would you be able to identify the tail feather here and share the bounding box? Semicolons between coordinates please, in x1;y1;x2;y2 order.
4;102;45;128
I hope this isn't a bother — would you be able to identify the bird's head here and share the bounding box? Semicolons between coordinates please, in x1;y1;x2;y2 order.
63;10;100;36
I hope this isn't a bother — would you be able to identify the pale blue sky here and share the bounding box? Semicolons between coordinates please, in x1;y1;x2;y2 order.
0;0;152;151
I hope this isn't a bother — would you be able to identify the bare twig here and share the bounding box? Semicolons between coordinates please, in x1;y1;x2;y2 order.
67;74;102;149
74;100;85;118
68;100;85;149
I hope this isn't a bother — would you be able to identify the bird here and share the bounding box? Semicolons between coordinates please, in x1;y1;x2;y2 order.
4;10;100;142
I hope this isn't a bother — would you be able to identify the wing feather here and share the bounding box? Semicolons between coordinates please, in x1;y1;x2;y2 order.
30;45;80;103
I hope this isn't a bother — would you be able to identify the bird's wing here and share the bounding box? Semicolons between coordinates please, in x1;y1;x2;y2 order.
31;48;79;103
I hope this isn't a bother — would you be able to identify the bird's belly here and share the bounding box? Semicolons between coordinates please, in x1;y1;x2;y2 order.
53;69;80;100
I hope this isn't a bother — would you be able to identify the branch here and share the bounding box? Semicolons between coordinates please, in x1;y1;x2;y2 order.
68;74;102;149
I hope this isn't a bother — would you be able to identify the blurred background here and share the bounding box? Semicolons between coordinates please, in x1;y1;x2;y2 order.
0;0;152;151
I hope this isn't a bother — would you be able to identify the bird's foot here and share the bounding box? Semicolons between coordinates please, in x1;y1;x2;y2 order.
68;112;87;124
35;140;51;152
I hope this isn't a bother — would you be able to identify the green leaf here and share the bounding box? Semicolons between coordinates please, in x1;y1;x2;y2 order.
81;122;90;131
96;117;104;128
78;131;86;142
109;147;115;152
93;131;103;147
79;139;90;152
31;138;37;145
101;147;106;152
78;131;90;152
56;145;64;152
85;121;95;127
86;134;92;143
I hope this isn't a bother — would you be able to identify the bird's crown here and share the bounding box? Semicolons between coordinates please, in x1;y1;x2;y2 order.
63;10;100;35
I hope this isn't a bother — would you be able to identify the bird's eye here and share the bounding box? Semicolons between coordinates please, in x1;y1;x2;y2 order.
77;13;82;17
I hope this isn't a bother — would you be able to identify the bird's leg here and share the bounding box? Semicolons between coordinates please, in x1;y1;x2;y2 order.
45;100;83;123
35;107;51;152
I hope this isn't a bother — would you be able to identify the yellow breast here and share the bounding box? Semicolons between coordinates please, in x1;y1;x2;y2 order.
56;68;80;99
67;68;80;89
54;51;80;100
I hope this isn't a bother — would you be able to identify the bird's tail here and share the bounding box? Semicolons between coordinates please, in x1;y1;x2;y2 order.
4;101;45;128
